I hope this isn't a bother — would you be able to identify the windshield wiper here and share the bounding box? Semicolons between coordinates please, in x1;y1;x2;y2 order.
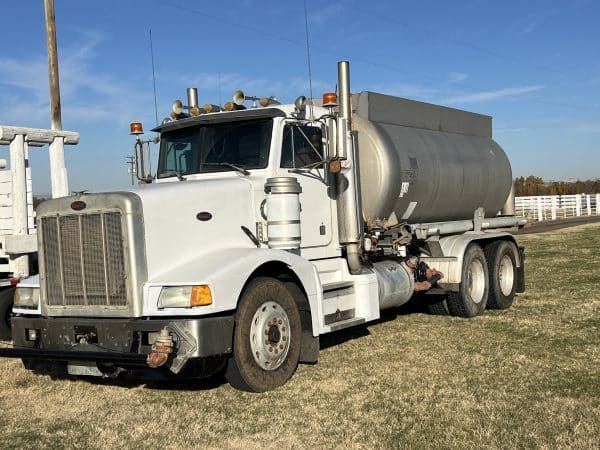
204;162;250;176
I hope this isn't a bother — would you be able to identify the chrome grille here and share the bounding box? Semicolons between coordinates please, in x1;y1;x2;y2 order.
41;212;127;307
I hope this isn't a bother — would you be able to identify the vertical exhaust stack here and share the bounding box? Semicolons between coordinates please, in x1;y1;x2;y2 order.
187;88;199;109
336;61;362;275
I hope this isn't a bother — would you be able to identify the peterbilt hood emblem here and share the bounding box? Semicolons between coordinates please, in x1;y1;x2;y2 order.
70;200;87;211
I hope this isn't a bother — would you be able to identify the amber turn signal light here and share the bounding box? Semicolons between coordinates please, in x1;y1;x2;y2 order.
190;285;212;307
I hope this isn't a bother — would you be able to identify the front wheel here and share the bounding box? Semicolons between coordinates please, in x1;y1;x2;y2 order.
225;277;301;392
447;244;489;318
0;287;15;340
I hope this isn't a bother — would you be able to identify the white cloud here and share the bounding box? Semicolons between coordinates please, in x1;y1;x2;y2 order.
309;3;344;26
522;23;537;34
575;123;600;132
0;29;154;129
446;72;468;84
440;85;544;104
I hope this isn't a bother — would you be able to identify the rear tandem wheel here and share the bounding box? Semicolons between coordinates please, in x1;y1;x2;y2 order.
485;240;518;310
446;243;489;318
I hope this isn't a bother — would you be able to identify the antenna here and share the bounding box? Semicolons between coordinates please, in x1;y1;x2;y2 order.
303;0;314;119
149;29;159;127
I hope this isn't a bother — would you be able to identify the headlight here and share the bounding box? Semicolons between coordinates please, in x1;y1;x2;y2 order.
158;285;212;309
13;287;40;309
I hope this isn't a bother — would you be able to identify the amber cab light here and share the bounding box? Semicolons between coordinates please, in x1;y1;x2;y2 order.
130;122;144;135
322;92;338;108
329;160;342;174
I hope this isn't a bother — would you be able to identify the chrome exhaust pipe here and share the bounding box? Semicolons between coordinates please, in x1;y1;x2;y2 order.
336;61;362;275
187;88;199;109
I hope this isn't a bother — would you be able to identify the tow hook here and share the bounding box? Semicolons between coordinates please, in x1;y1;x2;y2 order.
147;328;174;368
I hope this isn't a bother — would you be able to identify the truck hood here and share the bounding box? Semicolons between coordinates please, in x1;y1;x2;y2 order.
133;177;257;280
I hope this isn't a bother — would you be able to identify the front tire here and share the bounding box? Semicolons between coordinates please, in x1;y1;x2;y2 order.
447;244;489;318
226;277;301;392
0;287;15;340
485;240;517;309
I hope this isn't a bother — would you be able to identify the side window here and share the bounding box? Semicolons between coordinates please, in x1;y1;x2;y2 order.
281;125;324;168
158;131;198;177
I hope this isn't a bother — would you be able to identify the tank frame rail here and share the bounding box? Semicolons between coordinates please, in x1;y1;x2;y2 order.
411;213;527;240
0;347;148;365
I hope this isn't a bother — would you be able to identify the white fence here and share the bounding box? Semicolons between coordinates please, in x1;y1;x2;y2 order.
515;194;600;221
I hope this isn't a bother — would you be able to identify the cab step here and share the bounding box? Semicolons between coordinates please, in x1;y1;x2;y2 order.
328;317;366;332
322;281;354;293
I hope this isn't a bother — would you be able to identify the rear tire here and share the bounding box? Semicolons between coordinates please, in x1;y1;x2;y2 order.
485;240;517;309
226;277;301;392
0;287;15;340
425;296;450;315
447;244;488;318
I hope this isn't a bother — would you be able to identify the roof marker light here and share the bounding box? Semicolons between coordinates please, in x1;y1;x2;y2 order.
203;104;222;113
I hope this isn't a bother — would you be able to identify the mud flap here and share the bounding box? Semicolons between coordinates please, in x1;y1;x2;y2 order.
516;246;526;293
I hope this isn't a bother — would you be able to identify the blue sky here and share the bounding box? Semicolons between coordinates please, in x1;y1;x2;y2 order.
0;0;598;194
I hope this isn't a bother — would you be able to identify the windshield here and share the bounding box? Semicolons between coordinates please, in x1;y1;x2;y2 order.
157;118;273;178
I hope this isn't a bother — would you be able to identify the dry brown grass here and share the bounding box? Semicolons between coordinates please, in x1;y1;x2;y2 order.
1;224;599;449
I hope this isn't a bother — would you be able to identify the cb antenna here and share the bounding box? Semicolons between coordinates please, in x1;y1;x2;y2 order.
303;0;314;119
149;29;159;127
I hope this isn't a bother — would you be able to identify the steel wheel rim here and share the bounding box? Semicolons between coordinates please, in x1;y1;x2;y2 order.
498;255;515;296
467;259;486;304
249;301;291;371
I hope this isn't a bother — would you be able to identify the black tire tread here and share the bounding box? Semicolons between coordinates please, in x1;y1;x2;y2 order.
225;277;301;392
484;240;517;310
0;287;15;341
425;297;450;316
446;244;488;318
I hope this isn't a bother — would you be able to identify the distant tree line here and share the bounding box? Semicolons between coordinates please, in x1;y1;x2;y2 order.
514;176;600;196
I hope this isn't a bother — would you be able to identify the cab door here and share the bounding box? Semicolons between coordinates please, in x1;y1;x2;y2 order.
277;123;333;250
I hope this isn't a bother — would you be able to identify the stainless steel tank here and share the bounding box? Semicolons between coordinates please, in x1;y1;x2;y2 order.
352;92;512;224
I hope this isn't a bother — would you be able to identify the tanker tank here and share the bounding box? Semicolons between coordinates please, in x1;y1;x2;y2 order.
352;92;512;225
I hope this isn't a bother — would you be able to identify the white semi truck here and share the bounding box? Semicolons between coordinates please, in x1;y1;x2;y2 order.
2;62;525;392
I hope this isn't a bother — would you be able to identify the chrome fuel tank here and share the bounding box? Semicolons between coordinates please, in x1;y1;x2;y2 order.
352;92;512;224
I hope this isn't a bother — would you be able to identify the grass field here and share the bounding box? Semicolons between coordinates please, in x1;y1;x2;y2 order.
1;224;599;449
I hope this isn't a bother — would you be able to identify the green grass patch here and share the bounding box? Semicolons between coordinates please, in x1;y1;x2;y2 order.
0;223;599;448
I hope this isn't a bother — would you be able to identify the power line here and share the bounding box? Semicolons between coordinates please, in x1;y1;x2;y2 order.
355;5;559;74
149;0;598;113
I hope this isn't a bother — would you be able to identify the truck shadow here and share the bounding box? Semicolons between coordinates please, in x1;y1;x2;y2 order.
25;300;437;391
29;361;229;391
319;298;432;350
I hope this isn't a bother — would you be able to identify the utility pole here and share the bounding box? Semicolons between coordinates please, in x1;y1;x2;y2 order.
44;0;69;198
